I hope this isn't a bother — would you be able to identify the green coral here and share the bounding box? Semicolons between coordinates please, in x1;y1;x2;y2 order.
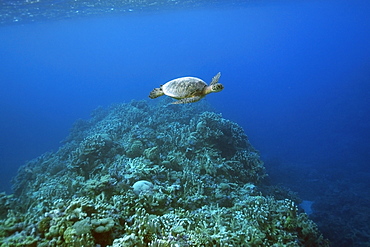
91;217;115;233
126;140;144;158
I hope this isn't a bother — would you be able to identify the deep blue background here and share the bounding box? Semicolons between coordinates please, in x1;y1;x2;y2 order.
0;0;369;193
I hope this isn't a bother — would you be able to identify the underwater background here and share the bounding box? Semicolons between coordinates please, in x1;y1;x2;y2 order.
0;0;369;246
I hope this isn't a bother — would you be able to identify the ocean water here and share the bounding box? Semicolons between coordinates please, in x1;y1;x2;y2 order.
0;0;369;246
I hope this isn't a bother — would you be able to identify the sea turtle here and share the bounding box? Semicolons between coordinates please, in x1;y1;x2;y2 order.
149;72;223;104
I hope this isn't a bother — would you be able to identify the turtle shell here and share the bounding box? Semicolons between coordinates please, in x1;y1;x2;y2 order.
162;77;207;99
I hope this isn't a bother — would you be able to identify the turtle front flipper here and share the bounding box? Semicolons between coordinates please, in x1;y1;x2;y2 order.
149;87;164;99
210;72;221;85
171;96;203;104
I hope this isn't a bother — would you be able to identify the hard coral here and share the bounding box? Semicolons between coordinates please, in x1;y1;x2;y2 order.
2;99;329;246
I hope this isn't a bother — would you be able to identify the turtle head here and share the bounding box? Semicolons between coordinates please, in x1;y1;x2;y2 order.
211;83;224;93
149;87;164;99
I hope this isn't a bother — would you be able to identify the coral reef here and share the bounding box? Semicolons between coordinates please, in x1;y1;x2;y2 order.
265;160;370;246
0;99;328;246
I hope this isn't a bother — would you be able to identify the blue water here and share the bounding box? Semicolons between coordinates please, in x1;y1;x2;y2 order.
0;0;370;245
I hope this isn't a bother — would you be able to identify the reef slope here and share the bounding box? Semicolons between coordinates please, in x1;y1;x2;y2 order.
0;99;328;246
